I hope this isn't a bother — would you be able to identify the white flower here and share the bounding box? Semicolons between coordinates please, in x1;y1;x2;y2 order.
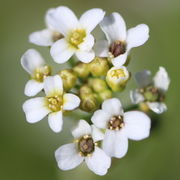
91;98;151;158
22;75;80;133
130;67;170;114
49;6;105;64
96;12;149;67
21;49;51;97
29;8;63;46
55;120;111;176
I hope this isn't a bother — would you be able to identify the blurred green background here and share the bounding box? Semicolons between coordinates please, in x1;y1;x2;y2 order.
0;0;179;179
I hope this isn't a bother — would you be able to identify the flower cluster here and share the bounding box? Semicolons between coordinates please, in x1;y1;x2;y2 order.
21;6;170;176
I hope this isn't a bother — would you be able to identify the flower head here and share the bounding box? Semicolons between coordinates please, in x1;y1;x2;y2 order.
29;8;63;46
21;49;51;96
55;120;111;176
49;6;105;64
130;67;170;114
22;75;80;133
91;98;151;158
96;12;149;67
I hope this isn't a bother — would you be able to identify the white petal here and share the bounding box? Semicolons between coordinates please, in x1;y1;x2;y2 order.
72;120;91;139
102;130;128;158
147;102;167;114
75;50;95;63
48;111;63;133
21;49;45;74
55;143;84;170
100;12;126;44
45;8;57;29
24;79;44;97
29;29;54;46
85;147;111;176
153;67;170;91
50;38;75;64
130;90;145;104
91;125;104;142
63;93;80;110
47;6;79;35
78;34;94;51
127;24;149;50
112;52;128;67
135;70;152;88
80;8;105;33
102;98;123;116
22;97;50;123
91;110;111;129
44;75;63;96
94;40;109;57
124;111;151;140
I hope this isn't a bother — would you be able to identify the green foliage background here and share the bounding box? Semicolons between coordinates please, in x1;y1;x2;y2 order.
0;0;179;179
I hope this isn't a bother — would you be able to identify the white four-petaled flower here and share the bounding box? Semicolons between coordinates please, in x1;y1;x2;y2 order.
23;75;80;133
130;67;170;114
91;98;151;158
21;49;51;97
95;12;149;67
48;6;105;64
55;120;111;176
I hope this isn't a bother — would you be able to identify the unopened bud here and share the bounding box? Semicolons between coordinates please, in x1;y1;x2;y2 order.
59;69;77;91
106;66;129;91
89;57;109;77
80;94;99;112
98;89;112;102
73;63;90;78
88;78;108;93
139;102;150;113
80;85;93;99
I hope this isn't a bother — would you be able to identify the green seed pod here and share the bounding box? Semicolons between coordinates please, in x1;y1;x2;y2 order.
59;69;77;91
144;87;159;102
89;57;109;77
88;78;108;93
73;62;90;78
80;94;99;112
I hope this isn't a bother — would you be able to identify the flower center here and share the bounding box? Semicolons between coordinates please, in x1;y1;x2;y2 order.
110;68;126;79
109;41;126;57
142;86;165;102
47;95;63;112
108;115;124;130
33;65;51;82
52;32;63;42
69;29;86;48
78;135;95;156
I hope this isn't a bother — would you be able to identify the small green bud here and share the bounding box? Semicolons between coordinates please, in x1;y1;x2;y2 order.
88;78;108;93
98;89;112;102
80;94;99;112
59;69;77;91
89;57;109;77
73;63;90;78
79;85;93;99
106;66;129;91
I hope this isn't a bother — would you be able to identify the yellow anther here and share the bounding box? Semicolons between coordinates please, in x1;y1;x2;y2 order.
110;69;126;78
33;65;51;82
69;29;86;48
